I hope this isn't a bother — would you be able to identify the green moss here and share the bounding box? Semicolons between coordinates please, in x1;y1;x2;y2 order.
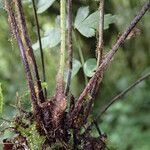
18;123;45;150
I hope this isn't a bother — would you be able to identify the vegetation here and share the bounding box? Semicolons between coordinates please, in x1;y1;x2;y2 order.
0;0;150;149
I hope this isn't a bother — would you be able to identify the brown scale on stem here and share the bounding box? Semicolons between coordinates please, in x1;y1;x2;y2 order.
4;0;67;141
69;0;150;128
13;0;45;104
4;0;43;128
4;0;150;148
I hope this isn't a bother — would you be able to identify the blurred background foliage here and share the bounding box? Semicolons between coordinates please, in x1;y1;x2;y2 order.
0;0;150;149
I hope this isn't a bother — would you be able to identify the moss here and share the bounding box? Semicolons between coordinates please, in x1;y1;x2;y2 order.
18;122;45;150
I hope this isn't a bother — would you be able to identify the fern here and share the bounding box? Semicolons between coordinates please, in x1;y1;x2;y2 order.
0;83;4;113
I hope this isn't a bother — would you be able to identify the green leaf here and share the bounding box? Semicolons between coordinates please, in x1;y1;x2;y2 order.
74;6;89;29
37;0;56;14
0;0;3;9
74;6;115;37
64;59;82;82
104;14;115;29
83;58;97;77
72;59;82;79
0;83;4;113
32;28;61;50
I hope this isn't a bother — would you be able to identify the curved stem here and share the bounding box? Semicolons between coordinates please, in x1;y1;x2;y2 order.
98;72;150;118
70;0;150;123
86;72;150;132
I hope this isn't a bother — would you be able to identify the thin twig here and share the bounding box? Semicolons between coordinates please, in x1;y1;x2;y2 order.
94;120;102;136
86;72;150;132
82;0;105;121
97;0;105;67
13;0;45;103
98;72;150;118
32;0;47;98
70;0;150;123
65;0;73;96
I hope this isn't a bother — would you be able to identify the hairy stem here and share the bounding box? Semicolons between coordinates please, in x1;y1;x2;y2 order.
32;0;47;98
65;0;73;96
53;0;67;128
13;0;45;103
70;0;150;123
4;0;40;117
59;0;66;77
86;72;150;132
97;0;105;67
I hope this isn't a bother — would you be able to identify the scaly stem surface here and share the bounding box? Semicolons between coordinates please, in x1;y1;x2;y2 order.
4;0;41;121
70;0;150;123
13;0;45;103
53;0;67;128
65;0;73;95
